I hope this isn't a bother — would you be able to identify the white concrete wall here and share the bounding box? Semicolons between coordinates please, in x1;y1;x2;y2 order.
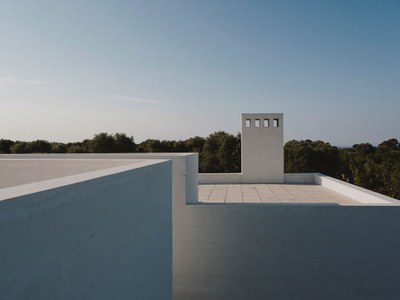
284;173;398;205
4;154;400;300
284;173;315;183
174;204;400;300
241;113;284;183
0;160;173;300
184;154;200;204
0;153;198;206
315;173;399;205
0;159;147;188
198;173;242;184
0;153;198;300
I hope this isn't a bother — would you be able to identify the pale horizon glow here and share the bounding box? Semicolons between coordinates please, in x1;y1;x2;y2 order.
0;0;399;146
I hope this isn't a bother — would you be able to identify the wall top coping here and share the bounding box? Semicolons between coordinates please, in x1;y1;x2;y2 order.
0;159;169;202
0;153;197;159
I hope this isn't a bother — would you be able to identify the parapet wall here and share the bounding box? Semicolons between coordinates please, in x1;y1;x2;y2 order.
174;204;400;300
0;153;199;300
1;153;198;205
0;159;173;300
2;154;400;300
199;172;398;206
180;172;400;299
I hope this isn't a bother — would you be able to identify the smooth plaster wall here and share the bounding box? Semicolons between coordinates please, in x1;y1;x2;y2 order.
198;173;242;184
4;154;399;300
174;204;400;300
0;160;172;300
241;113;284;183
0;153;198;205
0;153;198;299
0;159;145;188
315;173;399;205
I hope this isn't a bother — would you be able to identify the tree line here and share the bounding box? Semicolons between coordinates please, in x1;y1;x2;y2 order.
1;133;399;199
284;139;400;200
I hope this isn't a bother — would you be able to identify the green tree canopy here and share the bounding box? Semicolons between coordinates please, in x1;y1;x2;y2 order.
200;131;240;173
0;139;14;154
1;133;399;199
284;140;339;176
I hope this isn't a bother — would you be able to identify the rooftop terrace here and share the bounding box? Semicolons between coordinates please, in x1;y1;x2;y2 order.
199;183;360;205
1;154;400;300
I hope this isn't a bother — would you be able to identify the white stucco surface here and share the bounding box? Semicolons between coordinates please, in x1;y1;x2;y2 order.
174;204;400;300
0;153;198;205
0;159;146;188
0;153;199;300
241;113;284;183
315;173;399;205
0;158;173;300
198;173;242;184
2;153;400;300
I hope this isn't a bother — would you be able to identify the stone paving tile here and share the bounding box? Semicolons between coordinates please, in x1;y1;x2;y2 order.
199;183;359;205
261;198;280;203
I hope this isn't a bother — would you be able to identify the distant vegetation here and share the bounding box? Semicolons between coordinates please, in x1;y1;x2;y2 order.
1;133;399;200
284;139;400;200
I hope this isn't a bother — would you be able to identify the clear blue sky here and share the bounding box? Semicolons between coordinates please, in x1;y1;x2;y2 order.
1;0;399;145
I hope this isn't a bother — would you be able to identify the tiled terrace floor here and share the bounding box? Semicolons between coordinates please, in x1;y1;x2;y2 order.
199;184;360;205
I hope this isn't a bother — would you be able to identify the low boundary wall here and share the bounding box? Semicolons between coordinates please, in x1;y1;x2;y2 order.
174;204;400;300
199;172;398;206
0;159;172;300
1;153;198;205
314;173;399;205
3;155;399;300
199;173;242;184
